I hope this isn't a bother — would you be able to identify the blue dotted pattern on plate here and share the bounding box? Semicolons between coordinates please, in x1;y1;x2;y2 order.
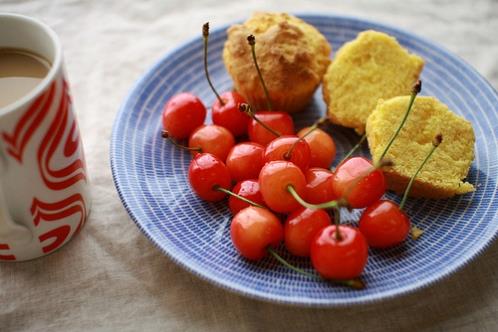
110;14;498;306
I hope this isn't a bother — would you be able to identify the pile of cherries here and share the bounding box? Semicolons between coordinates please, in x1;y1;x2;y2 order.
160;23;441;288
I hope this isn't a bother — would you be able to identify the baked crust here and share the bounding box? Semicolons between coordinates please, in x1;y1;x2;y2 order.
223;12;331;113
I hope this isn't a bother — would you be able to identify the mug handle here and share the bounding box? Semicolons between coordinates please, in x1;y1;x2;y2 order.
0;147;32;244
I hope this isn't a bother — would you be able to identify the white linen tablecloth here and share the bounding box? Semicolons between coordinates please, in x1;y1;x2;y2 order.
1;0;497;331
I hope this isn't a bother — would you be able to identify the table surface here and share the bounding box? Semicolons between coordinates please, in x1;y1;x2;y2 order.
1;1;498;331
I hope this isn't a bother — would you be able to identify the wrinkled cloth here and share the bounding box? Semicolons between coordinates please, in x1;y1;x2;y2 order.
1;0;498;331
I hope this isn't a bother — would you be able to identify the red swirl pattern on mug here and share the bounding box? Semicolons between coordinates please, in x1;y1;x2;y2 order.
0;243;16;261
31;193;87;253
1;81;56;163
37;79;87;191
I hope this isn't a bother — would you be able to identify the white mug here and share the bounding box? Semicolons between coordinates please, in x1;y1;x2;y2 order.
0;14;90;261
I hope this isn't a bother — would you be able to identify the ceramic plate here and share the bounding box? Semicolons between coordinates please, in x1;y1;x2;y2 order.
110;14;498;306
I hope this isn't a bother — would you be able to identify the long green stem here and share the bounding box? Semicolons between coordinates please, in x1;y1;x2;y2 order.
162;131;202;152
267;247;317;278
247;35;272;110
378;80;422;163
266;247;365;289
287;185;340;210
399;134;442;210
335;134;367;169
214;186;265;209
203;23;223;105
239;103;280;137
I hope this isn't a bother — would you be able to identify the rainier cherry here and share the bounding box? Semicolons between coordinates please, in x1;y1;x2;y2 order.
359;134;442;248
226;142;265;182
188;124;235;161
332;156;386;209
284;208;331;257
297;125;336;169
188;153;231;202
202;23;249;136
162;93;206;140
259;161;307;213
230;206;283;260
304;167;337;204
311;224;368;280
228;180;265;215
264;135;311;172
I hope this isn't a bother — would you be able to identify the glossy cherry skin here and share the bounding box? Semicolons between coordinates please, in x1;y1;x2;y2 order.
359;200;410;248
248;111;294;146
332;157;386;208
212;91;250;137
284;208;331;257
226;142;265;182
297;127;336;169
162;93;206;139
304;167;337;204
230;206;283;260
311;225;368;280
264;135;311;172
259;161;307;213
228;180;265;215
188;153;232;202
188;124;235;161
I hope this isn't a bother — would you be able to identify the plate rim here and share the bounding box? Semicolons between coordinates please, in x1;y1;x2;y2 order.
110;12;498;307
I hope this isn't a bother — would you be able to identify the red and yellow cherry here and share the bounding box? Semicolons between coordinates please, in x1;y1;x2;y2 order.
226;142;265;182
212;91;250;137
248;111;294;146
188;124;235;161
304;167;337;204
228;180;265;215
284;208;331;257
297;127;336;169
332;157;385;208
359;200;410;248
188;153;231;202
259;161;306;213
230;206;283;260
311;225;368;279
162;93;206;139
264;135;311;172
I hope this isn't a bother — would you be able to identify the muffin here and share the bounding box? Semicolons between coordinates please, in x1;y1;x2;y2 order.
366;96;475;198
323;30;424;133
223;12;331;113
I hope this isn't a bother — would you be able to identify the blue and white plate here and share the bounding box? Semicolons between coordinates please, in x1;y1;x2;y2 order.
110;14;498;306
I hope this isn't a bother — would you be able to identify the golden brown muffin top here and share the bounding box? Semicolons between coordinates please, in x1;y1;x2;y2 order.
223;12;331;95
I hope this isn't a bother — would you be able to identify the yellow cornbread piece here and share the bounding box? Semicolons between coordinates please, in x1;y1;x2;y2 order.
366;96;475;198
223;12;331;113
323;30;424;133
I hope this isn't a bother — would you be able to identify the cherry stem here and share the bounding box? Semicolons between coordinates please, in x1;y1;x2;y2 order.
239;103;280;137
287;185;341;210
399;134;442;210
284;117;327;160
377;80;422;164
247;35;272;111
161;130;202;152
333;206;343;241
266;247;364;289
334;133;367;169
214;186;265;209
203;22;224;105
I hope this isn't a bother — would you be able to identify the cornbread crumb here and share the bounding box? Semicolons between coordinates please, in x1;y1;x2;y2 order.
323;30;424;133
366;96;475;198
223;12;331;113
